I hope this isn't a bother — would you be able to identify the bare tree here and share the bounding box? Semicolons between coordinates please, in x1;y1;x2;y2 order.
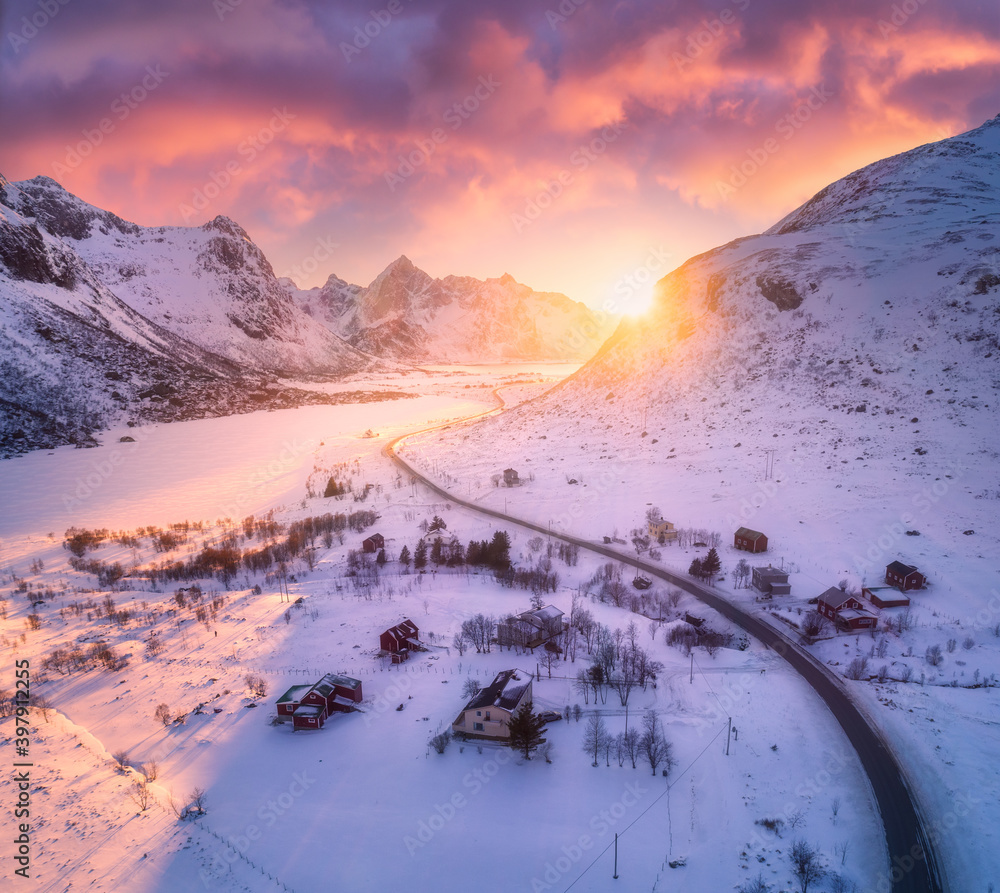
245;673;268;699
452;632;467;656
738;876;771;893
639;710;673;776
144;759;159;782
789;840;824;893
621;726;641;769
154;703;172;727
582;713;610;767
129;779;152;811
189;787;207;816
112;749;130;772
461;677;481;699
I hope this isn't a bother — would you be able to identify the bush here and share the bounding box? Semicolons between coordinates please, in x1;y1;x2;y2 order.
245;673;268;699
925;644;943;667
430;731;451;754
844;656;869;680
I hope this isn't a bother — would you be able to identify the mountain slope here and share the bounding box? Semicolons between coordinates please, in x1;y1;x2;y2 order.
416;115;1000;541
0;177;390;456
290;256;617;363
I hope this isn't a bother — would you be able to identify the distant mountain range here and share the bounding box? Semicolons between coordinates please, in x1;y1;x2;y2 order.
285;255;617;363
0;177;612;456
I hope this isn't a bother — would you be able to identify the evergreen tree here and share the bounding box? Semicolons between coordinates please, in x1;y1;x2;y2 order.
466;540;481;565
702;547;721;580
323;477;345;499
508;702;546;760
688;557;703;578
488;530;512;570
431;537;445;566
398;545;411;568
376;549;387;566
414;538;427;570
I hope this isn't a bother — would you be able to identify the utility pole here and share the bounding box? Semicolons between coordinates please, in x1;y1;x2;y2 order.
763;449;776;480
613;833;619;880
726;716;732;756
689;651;693;684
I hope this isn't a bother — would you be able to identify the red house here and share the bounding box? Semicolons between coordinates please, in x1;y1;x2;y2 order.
817;587;878;631
362;533;385;553
817;587;862;620
734;527;768;553
380;619;420;663
885;561;925;591
275;673;363;731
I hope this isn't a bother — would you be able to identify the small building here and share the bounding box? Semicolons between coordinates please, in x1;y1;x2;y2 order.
734;527;768;553
380;619;420;663
752;566;791;596
648;518;678;542
275;672;363;731
292;704;325;731
863;586;910;609
497;605;566;651
362;533;385;553
817;587;877;631
835;608;878;632
503;468;519;486
452;669;532;740
817;587;863;620
885;561;925;592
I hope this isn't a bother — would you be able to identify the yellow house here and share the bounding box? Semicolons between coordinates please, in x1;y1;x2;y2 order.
451;669;532;740
648;518;677;541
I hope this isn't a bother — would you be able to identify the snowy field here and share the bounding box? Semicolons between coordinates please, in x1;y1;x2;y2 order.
0;365;903;893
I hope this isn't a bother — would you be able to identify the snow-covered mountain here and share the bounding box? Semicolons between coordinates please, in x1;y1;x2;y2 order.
422;115;1000;517
288;255;617;363
0;177;386;456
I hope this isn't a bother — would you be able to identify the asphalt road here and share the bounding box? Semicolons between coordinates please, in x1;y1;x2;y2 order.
384;431;945;893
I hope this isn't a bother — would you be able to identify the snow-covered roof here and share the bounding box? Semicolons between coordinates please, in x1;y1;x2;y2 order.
736;527;766;539
463;669;530;712
276;684;311;704
886;560;918;575
819;587;856;610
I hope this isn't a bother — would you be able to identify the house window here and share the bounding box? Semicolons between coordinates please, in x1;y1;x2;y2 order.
484;712;491;721
476;711;482;717
473;722;484;732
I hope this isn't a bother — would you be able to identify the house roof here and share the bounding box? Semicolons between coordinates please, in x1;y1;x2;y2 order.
463;669;530;712
735;527;765;540
838;608;876;621
320;672;362;691
818;587;856;610
886;560;918;576
533;605;563;623
754;565;788;580
276;684;311;705
293;704;323;717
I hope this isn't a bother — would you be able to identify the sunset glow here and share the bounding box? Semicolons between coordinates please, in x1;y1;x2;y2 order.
2;1;998;305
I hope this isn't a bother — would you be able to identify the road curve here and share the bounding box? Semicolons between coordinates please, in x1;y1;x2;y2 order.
384;429;945;893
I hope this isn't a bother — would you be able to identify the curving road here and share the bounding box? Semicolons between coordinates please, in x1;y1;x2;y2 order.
384;417;945;893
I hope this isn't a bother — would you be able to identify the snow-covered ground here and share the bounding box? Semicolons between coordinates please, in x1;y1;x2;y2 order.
0;366;896;893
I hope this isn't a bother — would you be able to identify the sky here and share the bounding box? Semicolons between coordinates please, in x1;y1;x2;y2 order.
1;0;999;312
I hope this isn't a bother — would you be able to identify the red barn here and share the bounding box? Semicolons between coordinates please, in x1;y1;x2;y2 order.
362;533;385;553
380;619;420;663
734;527;768;553
885;561;925;591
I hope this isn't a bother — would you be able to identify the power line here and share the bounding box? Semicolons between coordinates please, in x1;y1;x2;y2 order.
561;721;728;892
